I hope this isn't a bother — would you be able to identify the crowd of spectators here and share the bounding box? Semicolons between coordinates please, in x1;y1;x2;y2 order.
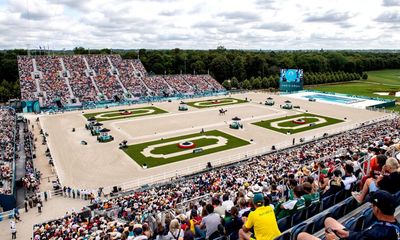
86;55;124;100
21;119;41;193
109;56;148;97
132;60;147;77
197;75;225;91
181;75;216;93
32;116;400;239
143;76;173;96
18;55;225;106
18;56;38;101
0;108;16;195
33;212;127;239
63;56;99;102
35;56;71;106
163;75;194;94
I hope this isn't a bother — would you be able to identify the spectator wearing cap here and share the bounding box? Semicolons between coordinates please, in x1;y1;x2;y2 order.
297;190;400;240
353;157;400;203
240;193;281;240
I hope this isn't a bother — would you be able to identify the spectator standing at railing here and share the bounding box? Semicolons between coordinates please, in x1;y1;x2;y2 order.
10;219;16;239
28;197;33;209
37;201;42;213
24;198;28;212
14;208;21;222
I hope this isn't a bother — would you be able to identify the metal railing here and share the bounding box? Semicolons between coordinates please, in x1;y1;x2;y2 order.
0;208;15;221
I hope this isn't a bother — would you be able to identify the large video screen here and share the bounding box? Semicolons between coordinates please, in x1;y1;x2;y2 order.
279;69;303;91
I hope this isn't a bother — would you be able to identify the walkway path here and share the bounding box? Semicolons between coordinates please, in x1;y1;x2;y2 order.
15;122;27;208
26;118;58;192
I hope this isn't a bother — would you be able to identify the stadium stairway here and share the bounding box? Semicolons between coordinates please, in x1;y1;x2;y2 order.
160;76;175;93
82;56;103;99
59;57;78;103
180;75;195;92
106;56;129;95
30;58;42;93
127;61;152;95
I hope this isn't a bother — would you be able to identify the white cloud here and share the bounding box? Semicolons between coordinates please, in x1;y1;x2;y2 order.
382;0;400;6
0;0;398;49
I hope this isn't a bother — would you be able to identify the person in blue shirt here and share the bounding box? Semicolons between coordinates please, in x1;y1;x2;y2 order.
297;190;400;240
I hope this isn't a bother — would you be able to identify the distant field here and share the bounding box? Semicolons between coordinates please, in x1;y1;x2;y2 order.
385;105;400;112
83;106;167;121
252;113;344;134
307;69;400;100
367;69;400;86
186;98;247;108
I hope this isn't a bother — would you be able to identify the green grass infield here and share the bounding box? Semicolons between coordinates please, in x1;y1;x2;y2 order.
123;130;250;168
186;98;247;108
83;106;168;122
252;113;343;134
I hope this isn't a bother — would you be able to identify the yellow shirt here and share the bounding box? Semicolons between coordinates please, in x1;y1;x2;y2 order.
244;206;281;240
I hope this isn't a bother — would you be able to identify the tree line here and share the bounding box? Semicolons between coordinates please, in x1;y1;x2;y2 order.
221;71;366;90
0;47;398;101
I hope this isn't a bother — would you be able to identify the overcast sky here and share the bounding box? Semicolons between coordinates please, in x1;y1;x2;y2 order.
0;0;399;50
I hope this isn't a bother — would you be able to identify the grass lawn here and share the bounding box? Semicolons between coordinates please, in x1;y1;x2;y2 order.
186;98;247;108
123;130;250;168
83;106;168;121
252;113;344;134
306;82;399;100
385;105;400;113
307;69;400;100
367;69;400;86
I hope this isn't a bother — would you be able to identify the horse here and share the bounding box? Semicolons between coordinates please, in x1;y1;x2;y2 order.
219;108;227;115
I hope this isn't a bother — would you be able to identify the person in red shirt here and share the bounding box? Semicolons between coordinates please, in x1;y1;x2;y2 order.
361;154;387;187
